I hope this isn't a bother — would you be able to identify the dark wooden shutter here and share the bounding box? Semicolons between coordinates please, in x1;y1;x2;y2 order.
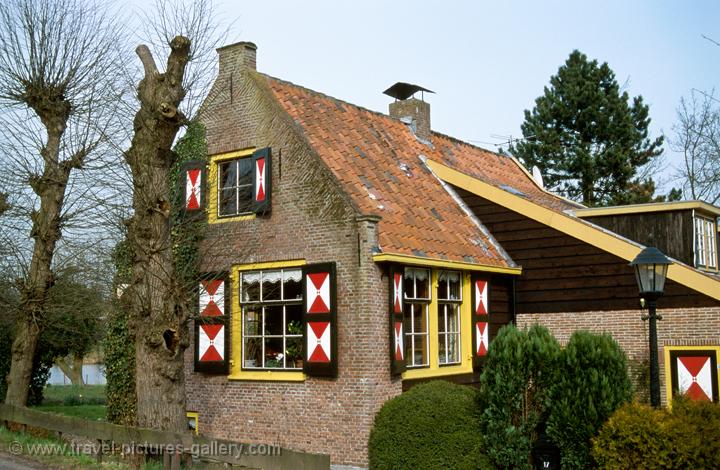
194;273;229;374
389;265;406;375
302;262;337;377
471;276;490;370
670;349;718;402
181;160;206;219
252;147;271;214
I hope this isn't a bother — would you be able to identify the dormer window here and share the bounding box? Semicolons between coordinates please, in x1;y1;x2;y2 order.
695;215;718;270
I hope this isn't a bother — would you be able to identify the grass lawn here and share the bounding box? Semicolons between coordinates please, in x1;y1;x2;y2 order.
28;384;107;421
42;384;106;405
35;404;106;421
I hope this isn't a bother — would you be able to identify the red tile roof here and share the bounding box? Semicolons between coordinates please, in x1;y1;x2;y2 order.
266;75;576;268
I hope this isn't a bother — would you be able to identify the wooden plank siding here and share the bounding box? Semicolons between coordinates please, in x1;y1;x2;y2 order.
455;187;718;314
581;211;695;267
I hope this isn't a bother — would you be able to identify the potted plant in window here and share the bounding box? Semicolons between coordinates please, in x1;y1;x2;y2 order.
286;320;303;368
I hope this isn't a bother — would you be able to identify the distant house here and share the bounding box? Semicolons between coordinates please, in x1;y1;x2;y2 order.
182;42;720;468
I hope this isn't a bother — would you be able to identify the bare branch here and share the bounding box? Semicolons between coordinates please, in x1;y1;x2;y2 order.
136;45;159;78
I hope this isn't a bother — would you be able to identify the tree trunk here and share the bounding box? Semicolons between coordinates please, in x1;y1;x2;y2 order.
124;36;191;432
5;128;70;406
56;355;85;386
5;320;40;404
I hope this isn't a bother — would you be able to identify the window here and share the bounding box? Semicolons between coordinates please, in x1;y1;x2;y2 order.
399;267;473;379
437;271;462;365
218;157;253;217
241;268;303;370
695;216;718;270
404;268;430;367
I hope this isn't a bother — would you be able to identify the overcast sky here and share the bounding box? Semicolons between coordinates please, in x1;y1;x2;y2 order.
216;0;720;192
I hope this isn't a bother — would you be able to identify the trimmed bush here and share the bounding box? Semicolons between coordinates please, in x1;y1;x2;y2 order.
547;331;633;470
478;324;560;469
592;399;720;469
369;380;488;470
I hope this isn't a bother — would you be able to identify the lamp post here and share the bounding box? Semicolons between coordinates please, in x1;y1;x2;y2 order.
630;247;672;408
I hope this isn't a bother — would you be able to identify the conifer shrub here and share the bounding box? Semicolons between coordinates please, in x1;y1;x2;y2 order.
368;380;488;470
546;331;633;470
592;399;720;469
477;324;561;469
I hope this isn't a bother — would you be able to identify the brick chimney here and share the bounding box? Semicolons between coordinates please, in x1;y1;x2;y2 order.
385;83;434;142
217;41;257;73
389;98;431;141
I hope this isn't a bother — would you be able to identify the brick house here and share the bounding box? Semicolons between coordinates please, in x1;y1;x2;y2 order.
183;42;720;468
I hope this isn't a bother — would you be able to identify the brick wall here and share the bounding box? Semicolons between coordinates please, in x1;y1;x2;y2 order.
517;306;720;405
185;46;401;468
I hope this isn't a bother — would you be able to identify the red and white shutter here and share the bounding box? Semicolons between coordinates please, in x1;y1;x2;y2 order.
252;147;271;214
302;262;337;377
471;276;490;369
389;265;406;375
670;350;718;402
194;273;229;374
181;161;206;219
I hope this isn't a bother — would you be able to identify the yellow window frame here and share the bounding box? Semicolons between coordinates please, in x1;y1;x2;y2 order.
228;260;307;382
663;345;720;408
403;270;474;380
186;411;199;435
207;148;257;224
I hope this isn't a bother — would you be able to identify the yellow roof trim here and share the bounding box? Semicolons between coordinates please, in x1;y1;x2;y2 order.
372;253;522;275
425;158;720;301
574;200;720;218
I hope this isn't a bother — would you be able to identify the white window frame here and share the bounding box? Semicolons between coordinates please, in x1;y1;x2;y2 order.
217;157;253;217
695;215;718;270
240;268;303;370
404;267;430;368
437;270;462;366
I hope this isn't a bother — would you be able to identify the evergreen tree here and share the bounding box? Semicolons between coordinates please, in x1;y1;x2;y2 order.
510;50;664;206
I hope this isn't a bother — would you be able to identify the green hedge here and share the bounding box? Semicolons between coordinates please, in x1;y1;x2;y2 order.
369;380;489;470
478;324;560;469
592;399;720;469
546;331;633;470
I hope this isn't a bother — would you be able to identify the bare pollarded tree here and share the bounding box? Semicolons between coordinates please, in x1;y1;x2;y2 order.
672;90;720;204
120;0;229;432
0;0;123;406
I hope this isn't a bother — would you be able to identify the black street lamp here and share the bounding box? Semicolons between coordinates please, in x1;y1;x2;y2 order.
630;247;672;408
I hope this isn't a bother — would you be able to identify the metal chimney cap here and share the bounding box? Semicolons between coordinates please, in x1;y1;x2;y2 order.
383;82;434;100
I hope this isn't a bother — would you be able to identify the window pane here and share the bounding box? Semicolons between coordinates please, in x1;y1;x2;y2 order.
447;332;460;364
219;161;237;189
413;335;427;366
219;188;237;216
438;333;447;363
285;304;303;334
238;158;253;186
242;272;260;302
236;185;253;214
243;337;262;368
264;338;284;368
283;269;302;300
447;272;461;300
438;305;447;334
262;270;282;301
285;337;303;368
438;273;448;300
264;305;284;335
415;269;430;299
412;303;427;334
243;307;261;335
404;270;414;299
